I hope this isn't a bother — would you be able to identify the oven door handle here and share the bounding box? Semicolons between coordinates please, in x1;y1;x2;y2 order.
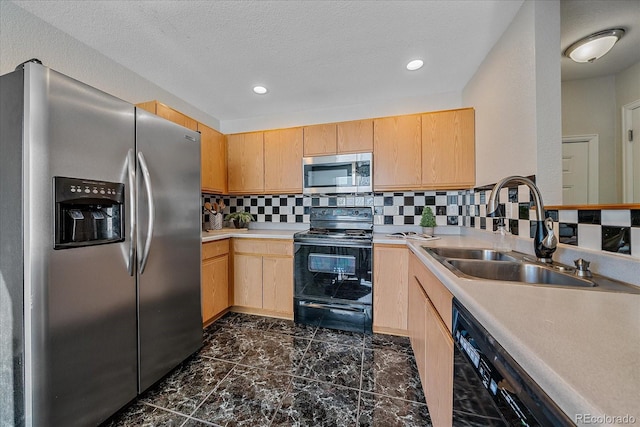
294;241;372;249
298;301;366;313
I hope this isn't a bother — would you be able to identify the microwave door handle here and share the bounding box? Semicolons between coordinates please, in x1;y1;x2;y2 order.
137;151;155;275
127;149;136;276
352;162;358;187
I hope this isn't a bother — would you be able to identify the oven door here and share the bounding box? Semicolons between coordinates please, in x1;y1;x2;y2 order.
294;241;373;333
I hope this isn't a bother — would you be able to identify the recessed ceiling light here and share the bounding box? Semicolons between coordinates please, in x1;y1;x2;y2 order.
564;28;625;63
406;59;424;71
253;85;268;95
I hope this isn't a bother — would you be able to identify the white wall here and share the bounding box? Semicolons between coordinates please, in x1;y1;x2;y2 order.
562;76;617;202
462;0;562;205
221;91;462;134
0;1;221;130
615;61;640;199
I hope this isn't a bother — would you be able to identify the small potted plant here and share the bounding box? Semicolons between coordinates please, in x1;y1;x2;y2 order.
224;211;255;229
420;206;436;236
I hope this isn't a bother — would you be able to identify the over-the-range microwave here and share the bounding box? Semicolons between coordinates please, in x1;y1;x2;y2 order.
302;153;372;195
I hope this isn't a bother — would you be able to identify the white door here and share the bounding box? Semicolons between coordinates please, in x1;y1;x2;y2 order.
623;100;640;203
632;106;640;202
562;141;590;204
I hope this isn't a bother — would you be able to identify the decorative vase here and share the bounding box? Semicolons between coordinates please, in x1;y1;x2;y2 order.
422;226;434;236
233;219;248;229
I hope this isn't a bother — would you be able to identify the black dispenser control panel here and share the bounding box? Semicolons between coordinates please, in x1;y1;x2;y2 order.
54;176;125;249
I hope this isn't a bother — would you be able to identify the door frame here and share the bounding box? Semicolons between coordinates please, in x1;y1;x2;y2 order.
622;99;640;203
562;134;599;204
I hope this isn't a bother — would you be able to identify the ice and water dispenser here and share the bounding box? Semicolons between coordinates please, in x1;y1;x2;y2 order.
54;176;125;249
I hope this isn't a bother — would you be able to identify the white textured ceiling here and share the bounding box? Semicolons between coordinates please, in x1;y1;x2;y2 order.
561;0;640;81
11;0;525;127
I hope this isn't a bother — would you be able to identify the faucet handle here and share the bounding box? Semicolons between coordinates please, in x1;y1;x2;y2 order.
542;217;557;249
574;258;593;277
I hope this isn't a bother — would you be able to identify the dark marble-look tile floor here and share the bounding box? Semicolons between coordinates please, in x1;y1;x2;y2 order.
104;312;431;427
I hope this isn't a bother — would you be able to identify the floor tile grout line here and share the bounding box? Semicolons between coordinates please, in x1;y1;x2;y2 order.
138;401;217;427
267;372;295;427
181;360;241;425
355;340;366;425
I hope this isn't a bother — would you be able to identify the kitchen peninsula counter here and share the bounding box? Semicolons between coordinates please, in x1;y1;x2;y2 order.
201;228;299;243
404;235;639;424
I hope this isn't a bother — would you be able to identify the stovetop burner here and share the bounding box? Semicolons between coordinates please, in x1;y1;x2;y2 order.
295;206;373;244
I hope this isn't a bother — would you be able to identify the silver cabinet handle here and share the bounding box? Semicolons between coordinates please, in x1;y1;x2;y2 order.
127;149;136;276
137;151;155;274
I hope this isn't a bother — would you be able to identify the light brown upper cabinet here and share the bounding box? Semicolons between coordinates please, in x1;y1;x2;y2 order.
303;123;337;156
227;132;264;194
422;108;475;189
337;119;373;154
199;122;227;194
373;114;422;190
264;128;303;194
136;100;198;131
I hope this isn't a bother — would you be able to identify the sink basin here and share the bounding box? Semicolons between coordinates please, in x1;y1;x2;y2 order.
422;246;640;293
447;259;596;287
427;247;518;261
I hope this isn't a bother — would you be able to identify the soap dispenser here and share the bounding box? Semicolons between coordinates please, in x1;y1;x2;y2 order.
493;219;513;251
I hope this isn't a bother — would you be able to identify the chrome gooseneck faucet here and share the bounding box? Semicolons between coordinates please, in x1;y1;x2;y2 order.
487;176;557;262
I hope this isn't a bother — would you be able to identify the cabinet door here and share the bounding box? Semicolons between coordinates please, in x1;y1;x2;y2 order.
337;119;373;153
199;123;227;194
373;245;408;333
407;276;428;387
424;296;454;427
303;123;337;156
422;109;475;189
262;256;294;315
155;102;198;131
227;132;264;194
373;115;422;190
135;100;198;131
202;254;229;324
233;254;263;308
264;128;303;194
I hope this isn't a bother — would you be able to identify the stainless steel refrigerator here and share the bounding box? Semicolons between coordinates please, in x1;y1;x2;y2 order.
0;61;203;426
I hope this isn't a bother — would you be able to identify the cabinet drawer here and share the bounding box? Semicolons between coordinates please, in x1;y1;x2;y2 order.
202;239;230;260
233;239;293;256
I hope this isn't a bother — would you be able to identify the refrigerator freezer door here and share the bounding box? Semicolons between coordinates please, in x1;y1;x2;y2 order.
135;109;203;392
21;64;138;426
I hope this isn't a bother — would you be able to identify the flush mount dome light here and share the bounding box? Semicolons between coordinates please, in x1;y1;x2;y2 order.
406;59;424;71
253;85;268;94
564;28;625;63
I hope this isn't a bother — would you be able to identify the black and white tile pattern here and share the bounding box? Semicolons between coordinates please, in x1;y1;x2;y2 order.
203;185;640;258
203;191;465;227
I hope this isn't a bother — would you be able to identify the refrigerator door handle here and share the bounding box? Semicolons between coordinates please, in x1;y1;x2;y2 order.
127;149;137;276
137;151;155;274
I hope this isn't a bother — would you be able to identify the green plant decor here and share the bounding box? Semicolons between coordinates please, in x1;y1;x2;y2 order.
419;206;436;228
224;211;255;228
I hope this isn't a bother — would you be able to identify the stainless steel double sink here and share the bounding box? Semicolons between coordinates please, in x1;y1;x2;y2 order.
423;246;640;294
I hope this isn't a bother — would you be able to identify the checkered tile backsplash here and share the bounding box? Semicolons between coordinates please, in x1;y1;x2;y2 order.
204;184;640;259
203;191;466;226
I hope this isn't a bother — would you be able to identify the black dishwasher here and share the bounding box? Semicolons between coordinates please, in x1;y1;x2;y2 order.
452;299;575;426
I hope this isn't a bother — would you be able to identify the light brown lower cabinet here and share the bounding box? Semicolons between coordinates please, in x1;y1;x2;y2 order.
201;240;230;326
408;251;454;427
232;239;294;318
373;244;408;335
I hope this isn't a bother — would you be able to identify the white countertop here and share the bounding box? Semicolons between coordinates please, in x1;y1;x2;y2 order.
404;236;640;424
201;228;297;242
